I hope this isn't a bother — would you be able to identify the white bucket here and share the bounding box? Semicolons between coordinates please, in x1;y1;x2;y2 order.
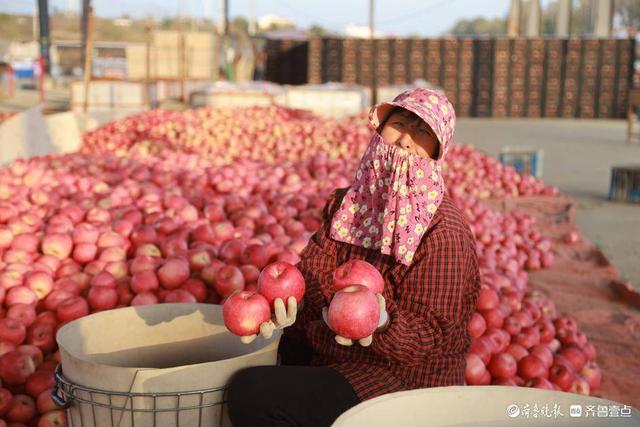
333;386;639;427
55;303;281;427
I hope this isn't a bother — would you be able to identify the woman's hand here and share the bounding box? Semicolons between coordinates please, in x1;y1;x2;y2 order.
239;296;298;344
323;294;388;347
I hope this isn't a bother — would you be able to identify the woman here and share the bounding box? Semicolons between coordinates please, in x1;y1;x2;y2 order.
227;88;481;427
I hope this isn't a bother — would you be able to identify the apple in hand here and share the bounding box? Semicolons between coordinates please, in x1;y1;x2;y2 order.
257;261;306;307
332;260;384;294
223;291;271;336
327;285;380;340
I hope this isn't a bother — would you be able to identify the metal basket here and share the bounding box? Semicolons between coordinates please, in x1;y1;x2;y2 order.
52;365;229;427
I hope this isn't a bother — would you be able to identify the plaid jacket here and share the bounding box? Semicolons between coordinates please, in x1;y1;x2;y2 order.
283;187;481;401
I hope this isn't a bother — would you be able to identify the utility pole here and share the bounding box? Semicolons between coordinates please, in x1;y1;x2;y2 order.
82;6;94;113
594;0;613;38
81;0;91;73
507;0;521;37
37;0;51;74
525;0;541;37
370;0;377;105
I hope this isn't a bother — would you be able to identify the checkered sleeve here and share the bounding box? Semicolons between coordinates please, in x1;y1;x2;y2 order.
370;229;473;365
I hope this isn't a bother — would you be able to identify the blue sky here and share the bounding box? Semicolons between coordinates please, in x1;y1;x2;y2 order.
1;0;556;37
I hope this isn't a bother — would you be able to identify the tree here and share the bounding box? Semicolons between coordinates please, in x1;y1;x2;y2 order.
616;0;640;31
449;17;506;37
308;24;327;37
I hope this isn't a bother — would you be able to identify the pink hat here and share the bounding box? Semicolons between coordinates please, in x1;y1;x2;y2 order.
368;88;456;161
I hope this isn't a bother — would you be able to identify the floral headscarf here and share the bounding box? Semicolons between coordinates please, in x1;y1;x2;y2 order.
329;88;456;266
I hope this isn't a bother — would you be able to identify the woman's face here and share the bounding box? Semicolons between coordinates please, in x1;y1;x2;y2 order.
379;109;439;159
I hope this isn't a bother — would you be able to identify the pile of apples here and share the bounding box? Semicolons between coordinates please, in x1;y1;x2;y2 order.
0;105;593;425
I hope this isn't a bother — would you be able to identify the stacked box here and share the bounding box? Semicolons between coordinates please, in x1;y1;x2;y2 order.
544;39;564;117
265;39;282;83
492;38;511;118
307;37;323;84
509;38;527;117
392;38;409;84
442;39;459;108
323;38;343;82
376;39;392;86
561;39;582;118
426;39;443;87
526;38;545;117
408;39;425;82
615;39;633;118
457;39;474;117
342;38;358;84
598;39;617;118
473;39;494;117
357;39;374;86
578;39;599;118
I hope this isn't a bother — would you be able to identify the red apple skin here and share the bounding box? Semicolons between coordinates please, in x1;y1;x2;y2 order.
332;260;384;294
549;363;576;392
482;328;510;354
222;291;271;336
55;296;89;324
503;316;522;336
5;393;35;424
180;279;207;302
24;370;54;398
241;244;269;269
163;289;197;304
0;351;36;385
569;375;591;395
530;377;555;390
130;270;160;294
257;261;306;307
488;352;517;380
7;303;36;328
505;344;529;362
517;355;548;381
480;308;505;329
492;377;518;386
476;286;499;311
0;387;13;416
469;336;494;365
44;290;74;312
36;389;58;414
26;323;56;353
465;353;488;385
23;272;54;300
239;265;261;284
580;362;601;390
214;265;246;298
157;258;190;289
129;255;159;275
559;345;587;372
0;319;27;346
131;292;159;306
72;243;98;264
530;344;554;369
87;286;118;311
41;234;73;260
327;285;380;340
583;342;597;362
468;312;487;339
90;271;116;288
5;286;37;307
37;409;68;427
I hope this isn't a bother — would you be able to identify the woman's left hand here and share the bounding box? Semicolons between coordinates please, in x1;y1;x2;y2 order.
322;293;388;347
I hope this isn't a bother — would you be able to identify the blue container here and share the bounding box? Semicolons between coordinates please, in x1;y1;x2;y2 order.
499;146;544;178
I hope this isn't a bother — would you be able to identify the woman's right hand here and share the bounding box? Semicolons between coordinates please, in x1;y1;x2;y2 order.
239;296;298;344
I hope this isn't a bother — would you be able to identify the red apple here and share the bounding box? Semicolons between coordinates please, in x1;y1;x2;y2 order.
26;323;56;353
90;271;116;288
163;289;197;304
534;319;556;344
257;261;306;307
129;255;159;275
5;286;37;306
505;344;529;362
530;344;554;369
503;316;522;336
180;279;207;302
56;296;89;324
468;312;487;338
0;319;26;346
15;345;43;367
41;234;73;260
72;223;99;244
23;271;53;300
327;285;380;340
24;370;54;398
0;352;36;385
72;243;97;264
580;362;601;390
222;291;271;336
332;260;384;294
6;305;36;328
157;258;190;289
570;375;591;395
517;355;548;381
44;290;74;312
87;286;118;311
469;336;494;365
131;270;159;294
131;292;158;306
0;387;13;416
5;393;35;424
241;244;269;269
187;249;211;272
477;286;499;311
213;265;245;298
559;345;587;372
36;389;57;414
37;409;67;427
465;353;488;385
549;363;576;391
488;352;517;379
530;377;555;390
480;308;505;329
